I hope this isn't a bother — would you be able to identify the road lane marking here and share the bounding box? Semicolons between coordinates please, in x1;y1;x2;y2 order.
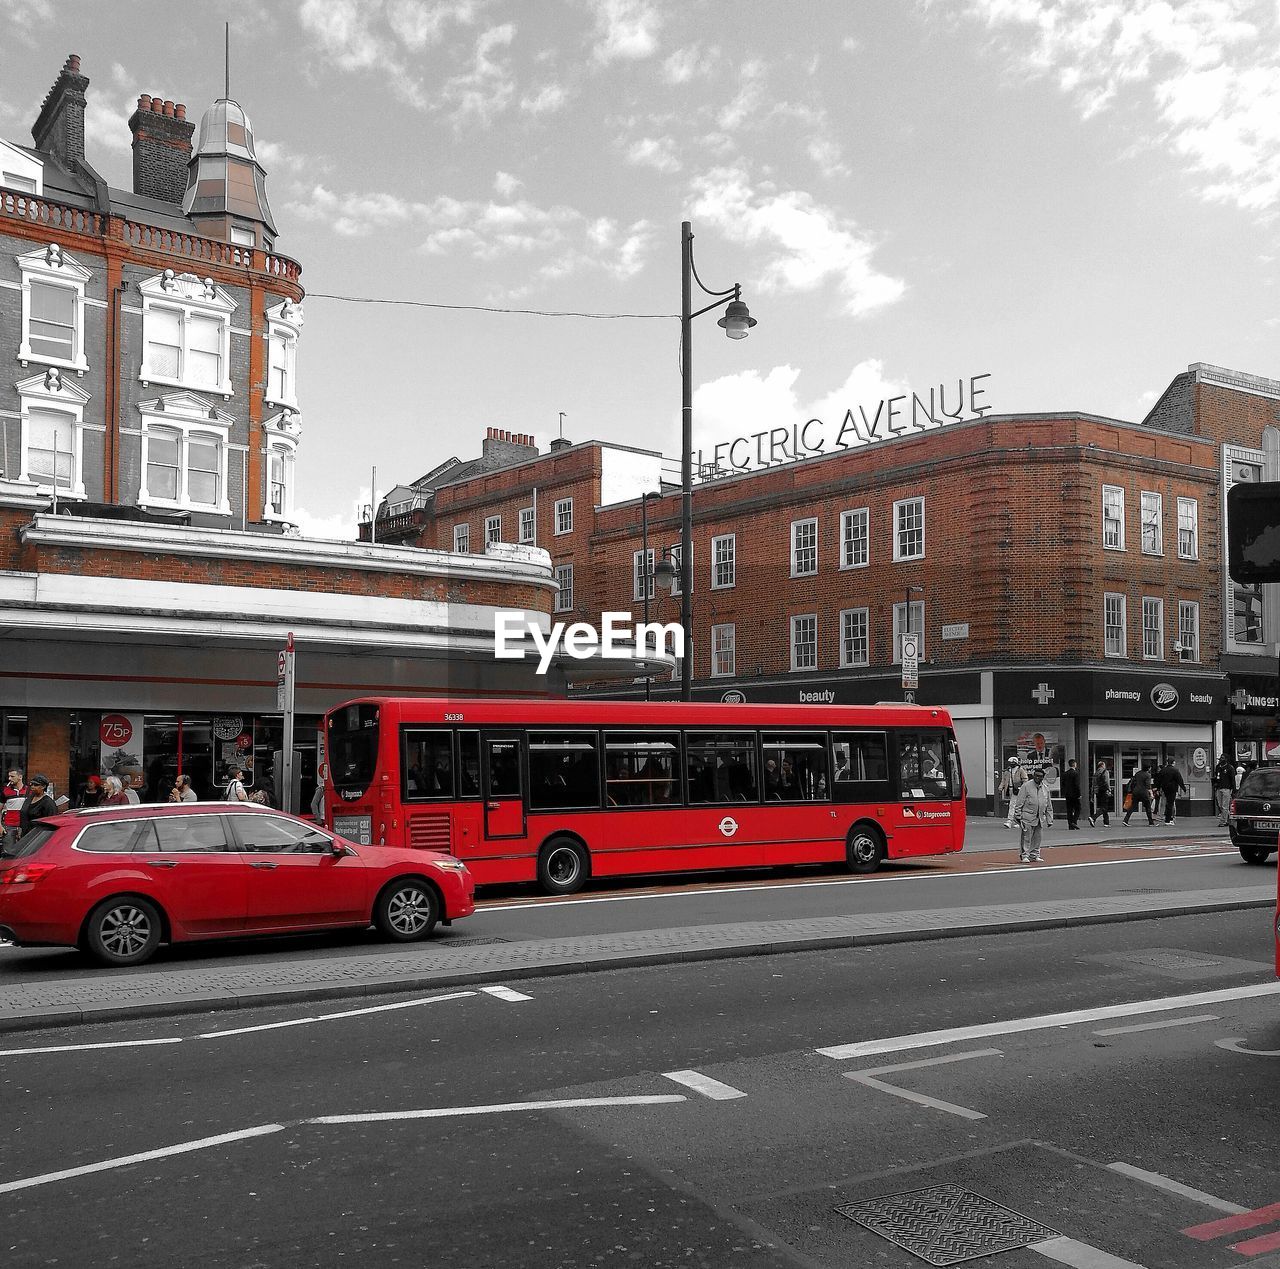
1232;1228;1280;1255
844;1048;1000;1120
1093;1015;1218;1037
197;991;476;1038
1214;1037;1280;1056
481;985;533;1001
662;1070;748;1100
0;1124;286;1195
1106;1163;1248;1215
308;1095;687;1124
1184;1201;1280;1242
817;981;1280;1060
1029;1235;1149;1267
0;1037;183;1058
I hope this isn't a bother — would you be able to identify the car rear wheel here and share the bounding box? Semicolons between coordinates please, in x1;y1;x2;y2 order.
86;897;163;967
847;823;886;875
374;879;439;941
1239;845;1273;866
538;837;588;895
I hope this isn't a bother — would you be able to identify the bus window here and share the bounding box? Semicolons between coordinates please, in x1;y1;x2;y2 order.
529;732;600;810
486;739;521;801
326;703;381;799
403;729;453;800
687;733;758;804
898;730;954;800
605;733;680;807
762;733;830;801
831;731;891;803
458;731;481;797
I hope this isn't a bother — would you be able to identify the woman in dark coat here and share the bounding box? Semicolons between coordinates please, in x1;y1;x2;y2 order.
18;774;59;837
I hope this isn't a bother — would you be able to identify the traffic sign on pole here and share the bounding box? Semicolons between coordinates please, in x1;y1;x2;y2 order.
901;634;919;692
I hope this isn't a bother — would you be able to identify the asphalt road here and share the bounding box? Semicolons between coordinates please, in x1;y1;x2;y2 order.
2;908;1277;1267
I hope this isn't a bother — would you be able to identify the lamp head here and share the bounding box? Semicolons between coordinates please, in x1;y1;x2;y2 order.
717;298;756;340
653;554;678;594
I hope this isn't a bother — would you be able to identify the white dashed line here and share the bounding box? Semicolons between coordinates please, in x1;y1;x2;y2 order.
662;1070;748;1100
197;991;476;1038
481;985;533;1001
844;1048;1001;1120
1106;1162;1248;1215
0;1037;183;1058
1029;1235;1150;1268
1093;1014;1218;1037
308;1095;686;1125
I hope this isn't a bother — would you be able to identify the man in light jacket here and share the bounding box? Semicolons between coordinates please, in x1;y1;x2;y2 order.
1013;766;1054;863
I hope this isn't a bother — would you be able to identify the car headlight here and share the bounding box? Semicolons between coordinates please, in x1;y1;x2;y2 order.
433;858;468;872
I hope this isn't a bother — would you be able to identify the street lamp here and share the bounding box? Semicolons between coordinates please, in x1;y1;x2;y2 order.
903;585;924;701
680;220;756;700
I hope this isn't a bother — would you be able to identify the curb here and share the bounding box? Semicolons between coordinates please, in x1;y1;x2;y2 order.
0;893;1272;1036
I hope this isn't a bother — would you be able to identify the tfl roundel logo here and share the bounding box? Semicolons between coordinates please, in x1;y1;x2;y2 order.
718;816;738;837
1151;683;1180;711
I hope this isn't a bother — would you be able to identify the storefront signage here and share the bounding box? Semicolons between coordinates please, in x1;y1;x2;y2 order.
1151;683;1180;711
1231;687;1279;713
995;671;1227;723
693;373;993;479
941;623;970;641
99;711;144;779
212;715;244;741
99;714;133;747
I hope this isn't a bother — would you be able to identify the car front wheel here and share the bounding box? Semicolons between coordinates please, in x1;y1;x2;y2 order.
86;897;163;966
375;879;439;941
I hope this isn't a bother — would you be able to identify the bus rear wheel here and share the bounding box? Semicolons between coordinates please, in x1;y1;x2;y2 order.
538;837;588;895
846;823;885;875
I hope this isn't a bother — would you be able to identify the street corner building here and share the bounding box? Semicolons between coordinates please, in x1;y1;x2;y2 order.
0;55;599;809
366;371;1280;820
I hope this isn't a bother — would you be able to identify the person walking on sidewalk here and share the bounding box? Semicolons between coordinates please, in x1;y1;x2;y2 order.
1124;764;1156;826
1089;760;1112;827
1013;765;1053;862
2;768;27;851
999;756;1026;828
18;774;58;838
1061;758;1083;829
1212;755;1236;826
1157;760;1187;825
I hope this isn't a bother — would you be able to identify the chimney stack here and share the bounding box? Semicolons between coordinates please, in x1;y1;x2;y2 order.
127;92;195;204
32;54;89;167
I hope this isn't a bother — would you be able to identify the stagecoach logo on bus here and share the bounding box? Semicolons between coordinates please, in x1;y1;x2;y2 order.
494;612;685;674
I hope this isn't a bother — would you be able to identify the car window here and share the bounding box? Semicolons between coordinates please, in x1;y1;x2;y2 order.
77;821;145;854
235;814;331;854
1240;769;1280;798
3;823;58;858
137;816;230;854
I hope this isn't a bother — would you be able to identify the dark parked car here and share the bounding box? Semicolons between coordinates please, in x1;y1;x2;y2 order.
1229;767;1280;865
0;802;475;966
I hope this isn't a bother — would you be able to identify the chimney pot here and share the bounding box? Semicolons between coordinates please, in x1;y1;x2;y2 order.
162;99;174;116
138;94;151;111
66;54;80;73
175;103;186;119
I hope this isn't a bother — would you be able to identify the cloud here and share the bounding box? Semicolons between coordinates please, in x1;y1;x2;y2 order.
520;83;569;114
662;43;717;84
948;0;1280;213
0;0;52;46
439;23;517;125
493;170;522;196
84;63;151;162
591;0;662;64
291;499;361;541
625;135;681;173
385;0;479;49
718;59;768;131
689;166;905;317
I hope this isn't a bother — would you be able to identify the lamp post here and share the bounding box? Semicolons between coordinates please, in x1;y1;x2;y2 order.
680;220;755;700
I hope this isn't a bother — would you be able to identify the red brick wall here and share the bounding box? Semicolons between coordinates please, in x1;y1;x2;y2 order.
26;709;70;798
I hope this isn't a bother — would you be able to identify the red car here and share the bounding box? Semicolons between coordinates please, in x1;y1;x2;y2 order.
0;802;475;966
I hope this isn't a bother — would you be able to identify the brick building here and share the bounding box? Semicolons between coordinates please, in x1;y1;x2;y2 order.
0;56;626;809
372;363;1280;815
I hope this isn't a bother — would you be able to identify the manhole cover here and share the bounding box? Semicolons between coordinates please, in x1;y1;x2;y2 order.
438;936;509;947
836;1186;1059;1265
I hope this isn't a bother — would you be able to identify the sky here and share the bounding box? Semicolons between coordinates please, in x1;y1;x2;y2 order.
3;0;1279;538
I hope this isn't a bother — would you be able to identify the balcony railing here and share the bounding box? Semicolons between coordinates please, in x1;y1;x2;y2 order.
0;189;302;284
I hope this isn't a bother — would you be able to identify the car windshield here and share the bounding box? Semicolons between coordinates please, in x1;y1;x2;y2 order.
1239;769;1280;798
1;823;59;859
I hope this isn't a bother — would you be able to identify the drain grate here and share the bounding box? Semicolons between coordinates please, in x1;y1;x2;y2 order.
1119;888;1164;894
835;1186;1059;1265
437;936;509;947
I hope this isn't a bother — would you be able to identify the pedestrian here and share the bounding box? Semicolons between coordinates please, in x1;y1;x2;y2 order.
169;774;198;803
1012;765;1053;862
1157;759;1187;825
999;756;1026;828
77;774;103;808
2;768;27;851
1212;755;1236;826
1061;758;1083;829
119;770;141;805
225;766;250;803
1123;764;1156;826
1089;760;1112;827
309;780;325;822
18;774;59;837
254;767;278;808
99;776;131;807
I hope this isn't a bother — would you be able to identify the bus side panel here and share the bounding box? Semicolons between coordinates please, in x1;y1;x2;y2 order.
755;806;846;867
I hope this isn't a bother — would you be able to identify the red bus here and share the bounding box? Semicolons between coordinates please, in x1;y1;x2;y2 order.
321;697;965;895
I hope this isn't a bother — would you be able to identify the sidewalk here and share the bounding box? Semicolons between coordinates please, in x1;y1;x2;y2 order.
0;879;1271;1035
963;813;1231;854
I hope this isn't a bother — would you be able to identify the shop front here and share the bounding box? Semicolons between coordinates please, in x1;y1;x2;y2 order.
1224;671;1280;764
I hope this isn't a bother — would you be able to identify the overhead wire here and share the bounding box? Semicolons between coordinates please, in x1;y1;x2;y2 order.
306;291;678;321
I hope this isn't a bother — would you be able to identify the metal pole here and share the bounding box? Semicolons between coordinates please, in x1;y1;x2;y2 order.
370;465;377;545
641;494;651;701
281;632;296;815
240;449;247;530
680;221;694;701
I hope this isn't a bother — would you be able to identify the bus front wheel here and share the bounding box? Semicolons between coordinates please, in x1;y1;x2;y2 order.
538;837;589;895
846;824;885;875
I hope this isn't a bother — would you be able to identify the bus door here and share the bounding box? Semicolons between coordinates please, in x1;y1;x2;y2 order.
893;729;961;854
482;733;526;840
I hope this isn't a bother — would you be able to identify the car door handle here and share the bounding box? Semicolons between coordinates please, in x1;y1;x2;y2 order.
249;861;278;870
146;859;179;868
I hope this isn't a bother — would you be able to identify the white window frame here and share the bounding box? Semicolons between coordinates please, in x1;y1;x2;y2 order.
484;515;502;545
1177;601;1200;662
554;563;574;613
1224;446;1267;650
1102;485;1125;551
892;601;925;663
711;623;736;677
138;272;236;398
265;441;296;521
519;506;535;544
17;244;91;375
265;299;303;411
0;139;43;195
633;548;654;602
15;370;89;497
554;497;573;535
453;523;470;553
1104;592;1127;658
261;410;300;522
839;607;869;667
791;518;817;577
893;496;925;562
1176;497;1198;560
711;533;736;590
1141;596;1164;660
790;613;817;672
1140;491;1163;556
138;393;233;515
840;507;869;569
